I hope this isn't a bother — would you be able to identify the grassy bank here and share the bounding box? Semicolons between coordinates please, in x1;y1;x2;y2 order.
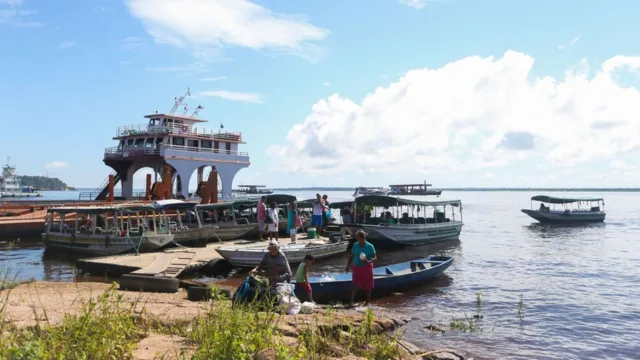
0;283;415;360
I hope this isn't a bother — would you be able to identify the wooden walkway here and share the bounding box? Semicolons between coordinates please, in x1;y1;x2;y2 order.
76;234;330;278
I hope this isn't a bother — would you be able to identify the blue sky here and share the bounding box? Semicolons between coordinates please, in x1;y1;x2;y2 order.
2;0;640;190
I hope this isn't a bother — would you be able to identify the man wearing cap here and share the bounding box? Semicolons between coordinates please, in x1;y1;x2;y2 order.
251;240;292;287
257;196;268;240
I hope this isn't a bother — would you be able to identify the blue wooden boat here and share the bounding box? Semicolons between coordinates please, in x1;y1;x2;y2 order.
294;255;453;303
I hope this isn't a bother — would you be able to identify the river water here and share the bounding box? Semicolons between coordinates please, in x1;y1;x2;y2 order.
2;190;639;359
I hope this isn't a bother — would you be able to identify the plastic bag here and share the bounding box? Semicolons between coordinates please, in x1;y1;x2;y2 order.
276;282;294;296
360;252;367;261
279;295;301;315
300;301;316;314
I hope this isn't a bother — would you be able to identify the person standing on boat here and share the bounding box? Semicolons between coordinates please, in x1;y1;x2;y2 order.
257;196;268;240
267;202;279;241
287;202;300;244
345;230;376;307
251;240;292;287
322;194;330;227
311;193;325;235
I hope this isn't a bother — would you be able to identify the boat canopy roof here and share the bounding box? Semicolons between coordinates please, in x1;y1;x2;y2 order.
197;194;297;211
531;195;604;204
329;195;461;209
47;205;160;214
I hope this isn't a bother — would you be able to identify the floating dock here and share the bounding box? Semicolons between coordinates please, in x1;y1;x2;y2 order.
76;234;332;278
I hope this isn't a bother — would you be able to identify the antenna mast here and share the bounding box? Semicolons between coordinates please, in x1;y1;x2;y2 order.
169;87;191;114
191;105;204;118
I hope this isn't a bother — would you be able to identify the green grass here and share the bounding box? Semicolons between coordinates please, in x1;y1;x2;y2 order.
0;285;405;360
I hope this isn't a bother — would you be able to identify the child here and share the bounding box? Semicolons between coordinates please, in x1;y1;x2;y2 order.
295;254;314;303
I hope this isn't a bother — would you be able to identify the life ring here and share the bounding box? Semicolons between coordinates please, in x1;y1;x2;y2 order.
181;125;188;132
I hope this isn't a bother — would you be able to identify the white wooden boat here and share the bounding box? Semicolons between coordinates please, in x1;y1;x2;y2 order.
331;195;463;248
521;195;606;224
42;205;175;256
216;240;349;268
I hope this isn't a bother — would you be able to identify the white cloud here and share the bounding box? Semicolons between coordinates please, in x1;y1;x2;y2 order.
0;0;41;27
125;0;329;61
610;160;636;171
323;82;330;86
59;41;77;49
122;36;145;50
198;90;263;104
268;50;640;182
200;76;228;82
558;36;580;51
398;0;428;9
45;161;69;170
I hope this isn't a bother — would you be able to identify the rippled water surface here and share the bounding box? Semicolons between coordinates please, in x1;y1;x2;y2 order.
2;190;639;359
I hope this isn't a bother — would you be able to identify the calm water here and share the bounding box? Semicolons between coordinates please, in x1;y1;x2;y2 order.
2;190;640;359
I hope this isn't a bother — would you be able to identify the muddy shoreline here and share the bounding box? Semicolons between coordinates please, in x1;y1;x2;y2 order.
1;281;469;359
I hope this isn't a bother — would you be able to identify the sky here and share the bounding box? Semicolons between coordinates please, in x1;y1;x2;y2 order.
2;0;640;191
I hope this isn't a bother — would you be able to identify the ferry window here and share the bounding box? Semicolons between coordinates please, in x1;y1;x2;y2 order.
117;140;124;150
172;137;185;146
201;140;212;149
145;138;154;148
187;139;199;148
134;138;144;147
214;141;219;150
225;142;231;153
126;139;134;147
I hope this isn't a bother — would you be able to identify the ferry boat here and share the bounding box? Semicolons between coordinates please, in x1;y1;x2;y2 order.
93;88;250;202
388;181;442;196
331;195;463;248
521;195;606;224
0;158;43;198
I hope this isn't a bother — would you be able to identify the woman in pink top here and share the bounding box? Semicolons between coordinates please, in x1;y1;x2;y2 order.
257;196;268;240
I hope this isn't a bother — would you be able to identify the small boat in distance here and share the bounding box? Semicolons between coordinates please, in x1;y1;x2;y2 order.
232;185;273;195
388;181;442;196
294;255;453;303
353;187;388;197
521;195;606;224
0;157;43;198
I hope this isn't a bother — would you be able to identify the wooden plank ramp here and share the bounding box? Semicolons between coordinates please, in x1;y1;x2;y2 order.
76;234;332;278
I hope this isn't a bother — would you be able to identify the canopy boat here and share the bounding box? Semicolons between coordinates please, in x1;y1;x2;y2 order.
388;181;442;196
42;205;175;256
216;239;349;268
294;255;453;303
331;195;463;248
521;195;606;223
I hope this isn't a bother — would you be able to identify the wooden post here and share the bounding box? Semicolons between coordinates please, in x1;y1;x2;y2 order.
108;174;115;203
145;174;152;199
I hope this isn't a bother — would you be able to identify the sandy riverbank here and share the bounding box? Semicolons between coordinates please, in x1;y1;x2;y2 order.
0;281;467;359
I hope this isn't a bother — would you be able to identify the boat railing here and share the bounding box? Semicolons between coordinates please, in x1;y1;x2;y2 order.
104;145;248;158
78;191;147;201
115;123;243;143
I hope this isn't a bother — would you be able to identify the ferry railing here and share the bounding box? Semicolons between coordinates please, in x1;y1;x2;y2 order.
104;145;248;158
115;123;243;143
78;191;147;201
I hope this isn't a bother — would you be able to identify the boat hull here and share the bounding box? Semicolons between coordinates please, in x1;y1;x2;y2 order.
295;255;453;303
521;209;606;223
42;232;174;256
0;192;43;198
340;222;463;248
174;223;257;243
216;241;349;268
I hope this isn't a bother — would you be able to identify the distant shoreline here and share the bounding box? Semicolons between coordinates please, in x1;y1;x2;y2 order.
272;187;640;192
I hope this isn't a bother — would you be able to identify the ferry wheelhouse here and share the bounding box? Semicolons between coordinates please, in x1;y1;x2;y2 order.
99;89;250;201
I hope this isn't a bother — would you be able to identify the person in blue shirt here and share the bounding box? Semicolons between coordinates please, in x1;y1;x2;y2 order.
345;230;377;307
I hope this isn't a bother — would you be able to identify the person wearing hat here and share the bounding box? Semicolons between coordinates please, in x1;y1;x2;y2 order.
251;240;292;287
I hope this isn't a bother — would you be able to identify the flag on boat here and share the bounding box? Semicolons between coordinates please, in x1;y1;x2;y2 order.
186;87;191;96
220;123;224;129
352;187;359;197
